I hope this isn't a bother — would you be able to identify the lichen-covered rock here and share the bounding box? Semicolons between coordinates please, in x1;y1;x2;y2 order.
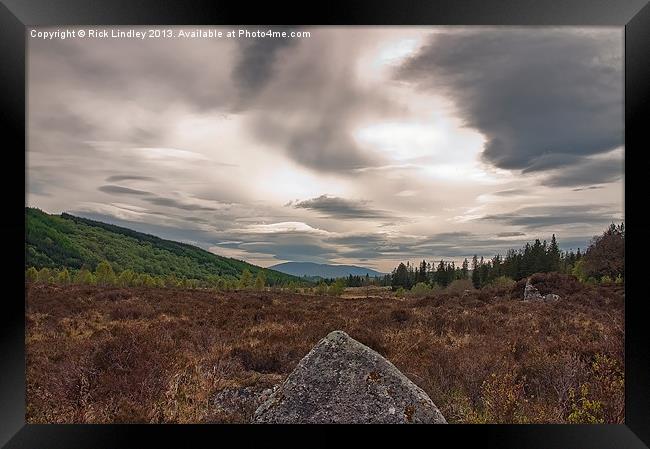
523;278;543;300
544;293;561;301
252;330;447;424
523;278;562;302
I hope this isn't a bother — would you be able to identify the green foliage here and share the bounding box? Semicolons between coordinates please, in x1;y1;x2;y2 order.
614;274;623;284
239;269;253;290
478;372;527;424
395;287;405;298
117;269;135;287
489;276;515;289
328;279;346;297
408;282;433;297
254;271;266;291
56;268;71;285
26;267;38;282
600;275;612;284
568;384;604;424
571;259;588;282
389;225;622;290
25;207;297;285
95;261;116;286
315;282;328;296
37;267;52;283
74;268;95;285
215;277;227;291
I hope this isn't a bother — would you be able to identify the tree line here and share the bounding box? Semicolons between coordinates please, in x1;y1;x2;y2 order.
25;262;314;291
390;223;624;290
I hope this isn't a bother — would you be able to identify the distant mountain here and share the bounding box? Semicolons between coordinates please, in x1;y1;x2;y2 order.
25;207;297;284
269;262;385;279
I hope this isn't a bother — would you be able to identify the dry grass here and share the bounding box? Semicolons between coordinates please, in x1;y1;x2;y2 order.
26;274;624;423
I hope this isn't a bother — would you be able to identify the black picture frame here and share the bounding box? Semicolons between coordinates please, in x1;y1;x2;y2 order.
2;0;648;447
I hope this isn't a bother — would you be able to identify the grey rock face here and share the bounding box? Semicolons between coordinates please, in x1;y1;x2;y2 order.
252;330;447;424
523;278;561;301
544;293;561;301
524;278;544;300
212;385;277;416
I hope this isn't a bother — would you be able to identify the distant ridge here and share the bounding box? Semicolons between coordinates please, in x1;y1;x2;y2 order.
269;262;385;279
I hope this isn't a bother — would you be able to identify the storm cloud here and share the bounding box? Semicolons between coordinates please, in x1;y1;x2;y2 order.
397;29;623;183
231;28;299;104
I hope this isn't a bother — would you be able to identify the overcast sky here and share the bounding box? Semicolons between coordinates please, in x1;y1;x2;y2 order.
27;27;624;272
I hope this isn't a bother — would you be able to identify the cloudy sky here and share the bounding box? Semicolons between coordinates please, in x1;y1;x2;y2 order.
27;26;624;272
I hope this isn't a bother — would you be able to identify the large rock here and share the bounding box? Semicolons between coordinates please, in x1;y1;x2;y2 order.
252;330;447;424
523;278;561;302
523;278;543;300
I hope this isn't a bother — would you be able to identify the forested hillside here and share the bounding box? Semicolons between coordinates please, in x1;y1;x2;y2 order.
25;208;296;285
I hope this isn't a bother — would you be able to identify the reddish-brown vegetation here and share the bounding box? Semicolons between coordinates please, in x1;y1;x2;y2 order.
26;276;624;423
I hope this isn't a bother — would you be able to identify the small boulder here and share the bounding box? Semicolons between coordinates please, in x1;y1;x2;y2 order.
523;278;543;300
544;293;561;302
252;330;447;424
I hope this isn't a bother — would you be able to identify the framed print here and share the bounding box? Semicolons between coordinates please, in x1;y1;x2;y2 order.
1;0;648;447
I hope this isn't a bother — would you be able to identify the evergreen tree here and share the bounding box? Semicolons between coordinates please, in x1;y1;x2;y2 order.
254;271;266;291
461;258;469;279
548;234;561;271
417;260;428;284
471;255;480;288
391;263;410;290
75;267;94;284
239;269;252;290
57;268;71;285
328;279;346;296
436;260;448;287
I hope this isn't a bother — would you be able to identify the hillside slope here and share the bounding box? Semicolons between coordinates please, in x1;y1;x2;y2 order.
269;261;385;278
25;207;296;284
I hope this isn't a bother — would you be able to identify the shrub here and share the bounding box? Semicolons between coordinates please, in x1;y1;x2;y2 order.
408;282;433;298
238;270;252;290
74;268;95;285
26;267;39;282
95;261;116;287
215;278;227;291
117;270;135;288
254;272;266;292
164;274;180;288
571;259;588;282
285;282;298;294
488;276;515;289
37;267;52;283
315;282;327;296
56;268;71;285
328;279;346;297
600;275;612;284
447;278;475;294
390;309;410;323
479;371;527;423
395;287;405;298
568;384;604;424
